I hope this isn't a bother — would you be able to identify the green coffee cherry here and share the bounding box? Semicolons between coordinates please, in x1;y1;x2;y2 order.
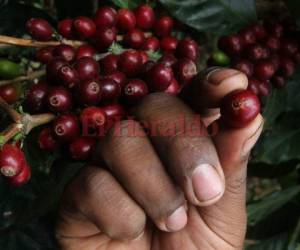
211;50;230;66
0;59;24;79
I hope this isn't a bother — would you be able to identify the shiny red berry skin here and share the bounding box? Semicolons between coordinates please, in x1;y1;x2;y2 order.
94;6;118;28
100;54;119;75
53;114;80;142
272;75;285;88
80;107;106;137
38;127;59;151
140;60;156;77
139;51;149;64
53;44;76;62
135;4;155;30
258;80;271;97
174;58;197;85
117;8;136;31
74;57;100;81
250;24;267;41
57;65;79;88
239;27;256;45
77;79;102;106
36;47;54;63
232;59;254;77
58;19;74;39
218;34;244;56
47;87;73;113
221;90;261;128
102;71;127;88
76;45;96;60
278;56;295;77
102;104;125;121
154;16;174;37
26;82;48;113
123;79;148;102
9;163;31;187
245;44;270;61
69;137;96;161
100;79;121;102
26;18;53;41
93;27;117;51
125;28;146;49
164;78;181;95
160;36;178;52
247;78;260;95
0;84;19;104
73;16;96;40
0;144;25;177
158;53;178;67
280;39;299;57
46;58;68;83
254;59;276;80
176;38;199;61
148;63;174;91
269;54;280;71
118;50;142;77
143;37;160;51
265;36;281;52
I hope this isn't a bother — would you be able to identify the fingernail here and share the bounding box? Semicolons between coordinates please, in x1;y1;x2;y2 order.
192;164;223;202
207;68;240;85
165;206;187;232
242;120;264;156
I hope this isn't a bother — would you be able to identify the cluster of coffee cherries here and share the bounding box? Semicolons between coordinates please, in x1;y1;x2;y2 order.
210;17;299;97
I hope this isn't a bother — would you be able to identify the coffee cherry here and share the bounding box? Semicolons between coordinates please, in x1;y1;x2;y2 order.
250;24;267;41
118;50;142;77
254;59;275;80
93;27;117;51
221;90;260;128
232;59;254;77
158;53;178;67
139;51;149;64
258;80;271;96
53;114;80;142
100;79;121;102
36;47;54;63
9;163;31;187
164;78;181;95
57;65;79;88
73;16;96;40
154;16;174;37
143;37;160;51
58;19;74;39
265;36;281;52
100;54;119;75
38;127;59;151
94;6;118;28
218;34;244;56
280;39;299;57
0;144;25;177
272;75;285;88
80;107;106;137
123;79;148;102
278;56;295;77
124;28;146;49
26;18;53;41
176;38;199;61
102;104;125;122
247;78;260;95
209;50;231;66
26;81;48;113
0;84;19;104
264;20;283;38
53;45;76;62
47;86;73;113
140;60;156;77
135;4;155;30
160;36;178;52
148;63;174;91
46;58;68;83
174;58;197;85
74;57;100;81
69;137;96;161
239;27;256;45
245;44;270;61
269;54;280;71
103;71;127;88
76;45;96;60
117;8;136;31
77;79;102;106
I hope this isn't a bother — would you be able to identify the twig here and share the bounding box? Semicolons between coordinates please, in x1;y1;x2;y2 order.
0;70;46;87
0;96;22;122
0;124;23;146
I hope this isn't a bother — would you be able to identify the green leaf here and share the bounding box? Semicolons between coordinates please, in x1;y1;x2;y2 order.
110;0;147;9
159;0;257;34
247;186;300;226
246;232;289;250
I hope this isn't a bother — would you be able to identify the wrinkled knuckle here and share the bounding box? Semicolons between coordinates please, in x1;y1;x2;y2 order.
137;92;176;112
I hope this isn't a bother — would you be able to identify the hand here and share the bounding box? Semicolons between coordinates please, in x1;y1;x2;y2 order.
56;68;264;250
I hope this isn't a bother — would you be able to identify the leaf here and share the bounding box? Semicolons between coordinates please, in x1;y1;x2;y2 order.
247;186;300;226
159;0;257;34
246;232;289;250
110;0;144;9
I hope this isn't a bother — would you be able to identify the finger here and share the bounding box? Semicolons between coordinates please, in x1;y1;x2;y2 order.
132;93;225;207
56;165;146;241
96;120;187;232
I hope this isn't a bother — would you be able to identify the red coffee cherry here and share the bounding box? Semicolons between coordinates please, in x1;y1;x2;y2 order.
158;53;178;67
154;16;174;37
9;163;31;187
53;114;80;142
77;79;102;106
36;47;54;63
118;50;142;77
46;58;68;83
160;36;178;52
258;80;271;97
269;54;281;71
239;27;256;45
123;79;148;102
148;63;174;91
102;104;125;122
102;71;127;88
245;44;270;61
117;8;136;31
124;28;146;49
218;34;244;56
232;59;254;77
140;60;156;77
76;45;96;60
174;58;197;85
176;38;199;61
143;37;160;51
74;57;100;81
94;6;118;28
93;27;117;51
58;19;75;39
38;127;59;151
0;144;25;177
221;90;261;128
272;75;286;88
164;78;181;96
139;51;149;64
278;56;295;77
264;20;284;38
57;65;79;88
69;137;96;161
26;81;48;113
135;4;155;30
265;36;281;52
254;59;276;80
47;86;73;113
80;107;106;137
100;54;119;75
0;84;19;104
26;18;53;41
100;79;121;102
247;78;260;96
73;16;96;40
250;24;267;41
280;38;299;57
53;44;76;62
